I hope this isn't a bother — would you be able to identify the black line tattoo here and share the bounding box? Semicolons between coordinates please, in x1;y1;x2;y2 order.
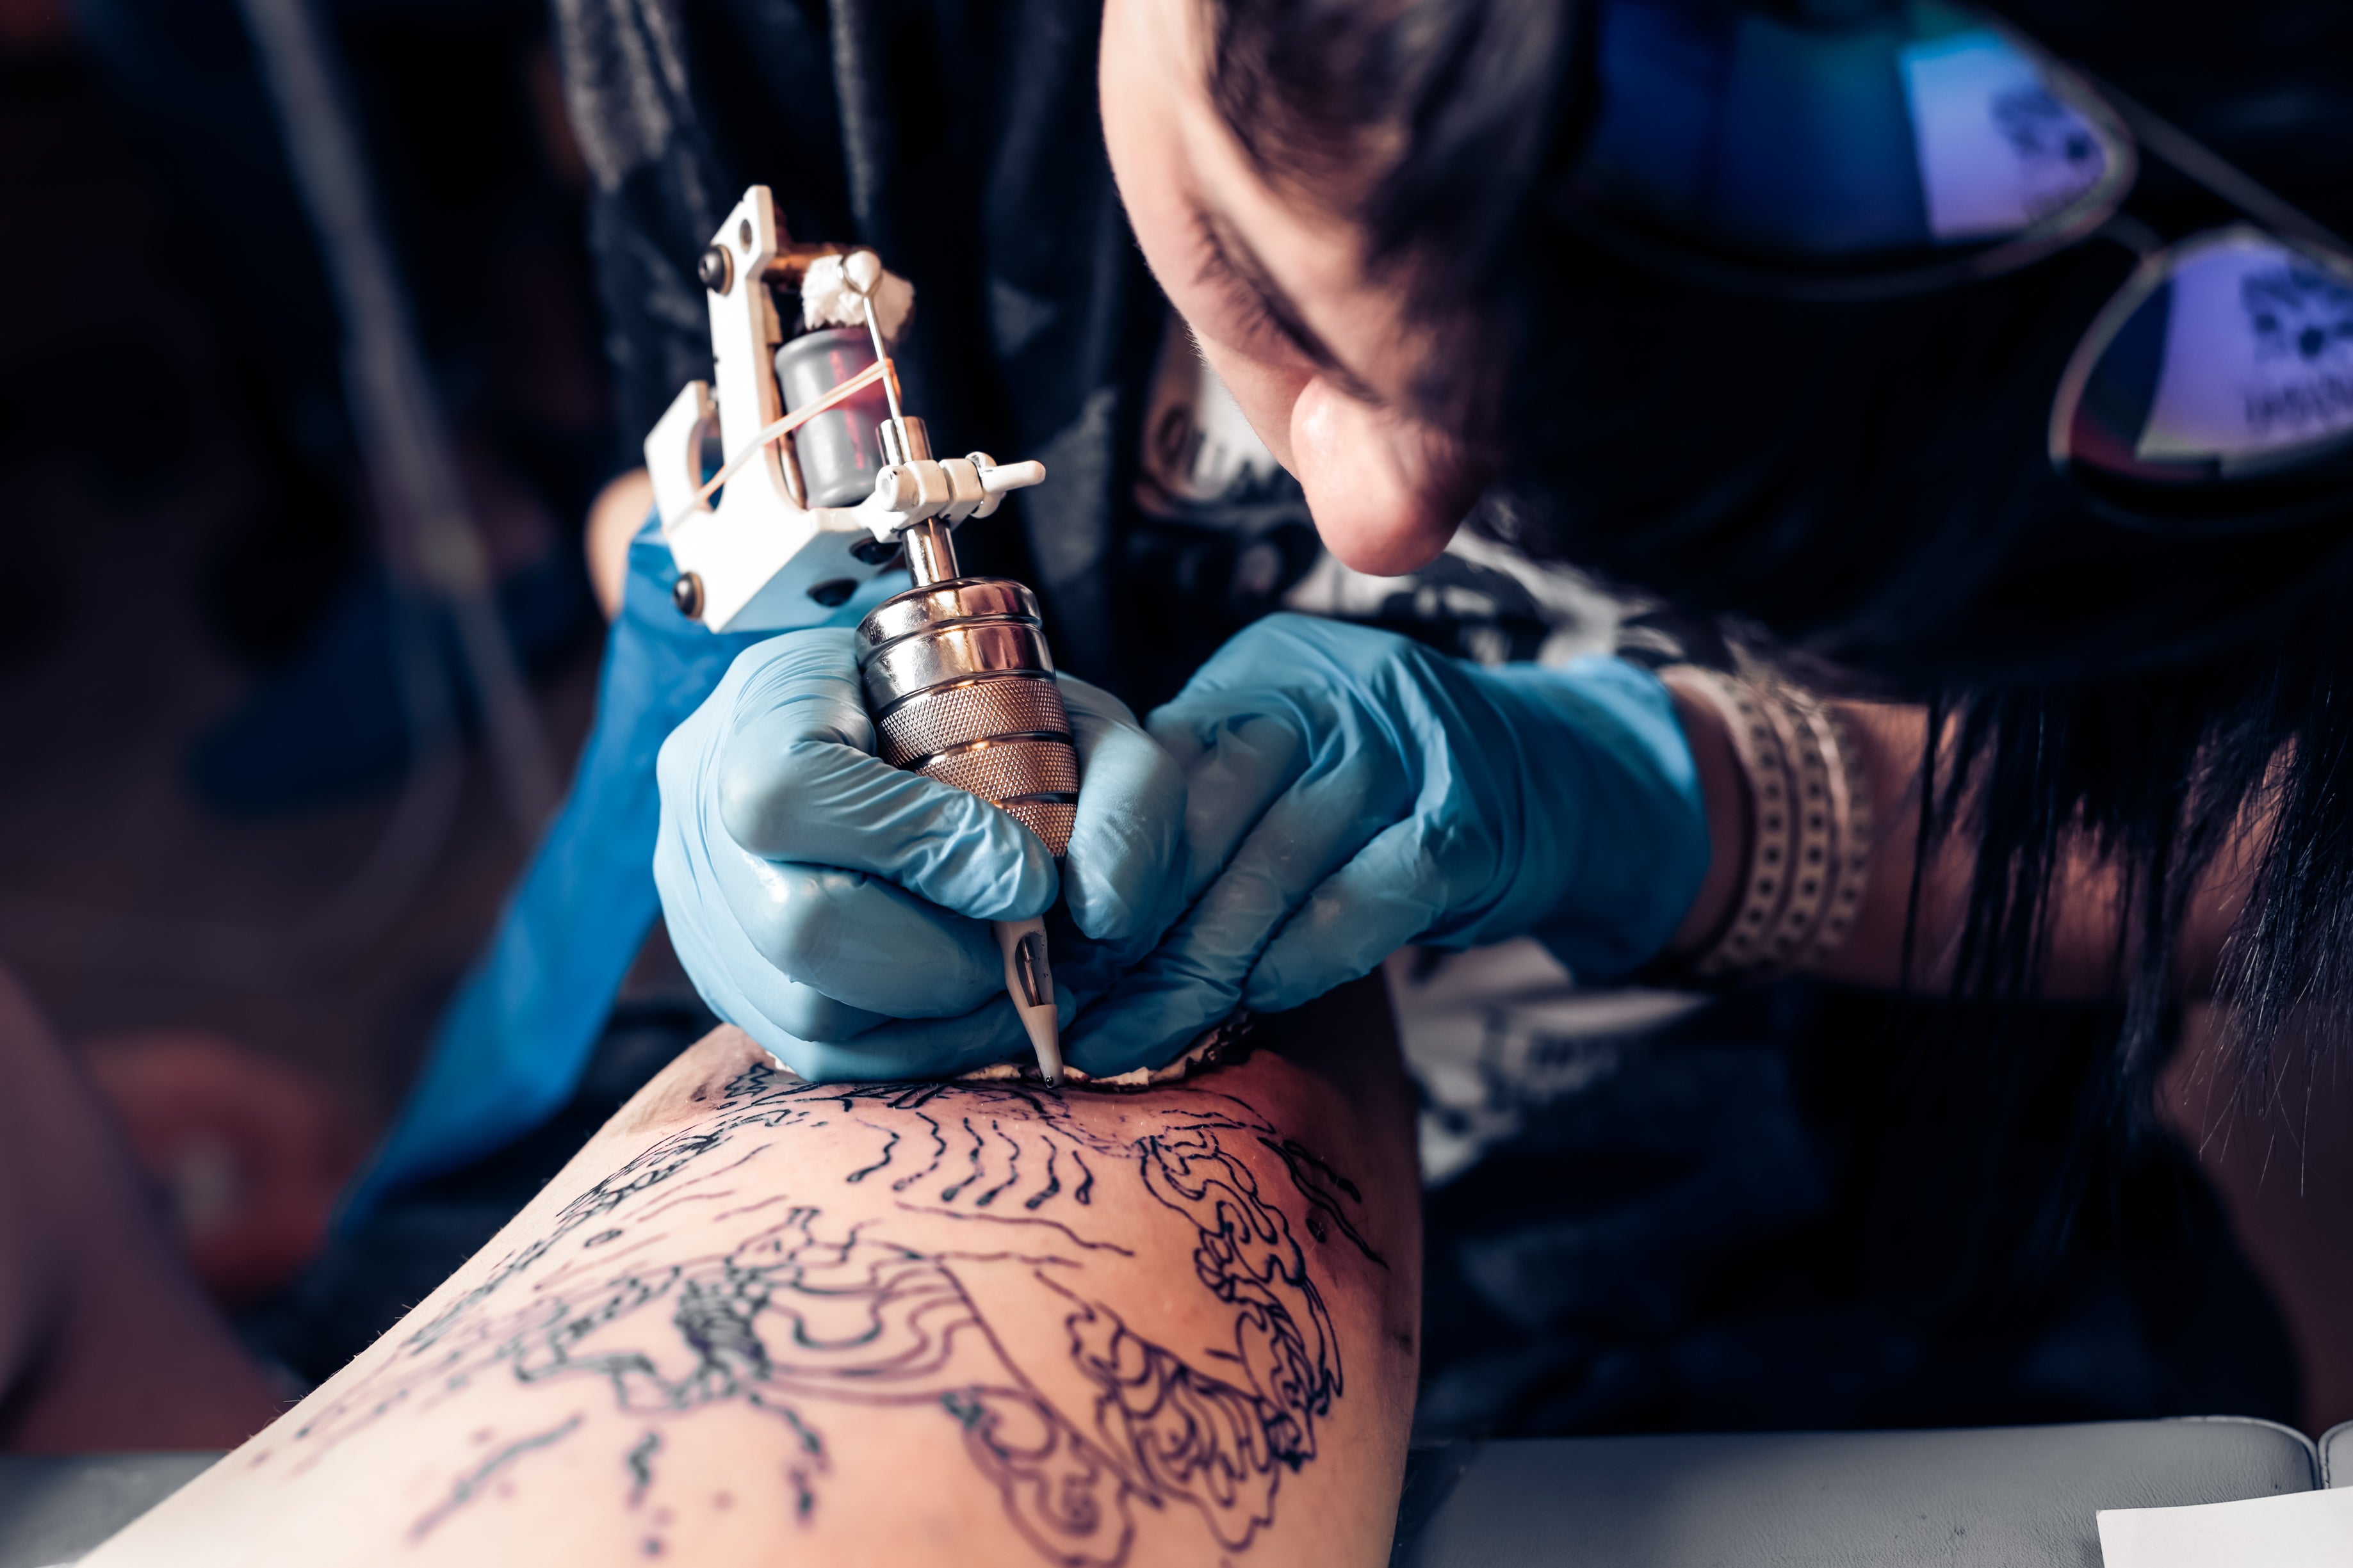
892;1111;948;1193
624;1430;660;1507
261;1062;1381;1565
845;1128;898;1184
411;1415;582;1541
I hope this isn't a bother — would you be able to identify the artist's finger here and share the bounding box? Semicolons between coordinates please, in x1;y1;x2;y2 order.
708;850;1004;1021
1064;751;1407;1075
704;631;1059;923
1146;707;1311;900
1058;675;1187;949
1244;816;1453;1014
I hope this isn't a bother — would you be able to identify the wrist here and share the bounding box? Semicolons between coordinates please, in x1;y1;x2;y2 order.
1648;666;1873;983
1661;676;1750;957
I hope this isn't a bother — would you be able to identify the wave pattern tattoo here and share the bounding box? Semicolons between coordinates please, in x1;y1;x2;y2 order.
263;1061;1381;1565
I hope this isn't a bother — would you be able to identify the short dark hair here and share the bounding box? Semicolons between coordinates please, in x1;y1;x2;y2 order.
1207;0;2353;1111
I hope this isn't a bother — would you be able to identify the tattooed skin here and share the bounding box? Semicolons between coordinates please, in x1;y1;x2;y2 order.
257;1061;1382;1566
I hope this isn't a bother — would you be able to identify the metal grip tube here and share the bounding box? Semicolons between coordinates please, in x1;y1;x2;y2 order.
854;578;1079;855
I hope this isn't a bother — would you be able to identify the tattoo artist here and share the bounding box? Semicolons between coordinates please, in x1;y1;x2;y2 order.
323;0;2352;1423
651;0;2352;1092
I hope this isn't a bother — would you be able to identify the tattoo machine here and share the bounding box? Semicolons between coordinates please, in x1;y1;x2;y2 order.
643;185;1073;1085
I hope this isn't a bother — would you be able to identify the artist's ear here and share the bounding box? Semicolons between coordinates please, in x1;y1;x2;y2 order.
1289;375;1460;575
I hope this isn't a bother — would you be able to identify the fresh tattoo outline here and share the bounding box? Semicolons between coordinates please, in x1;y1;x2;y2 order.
261;1060;1382;1565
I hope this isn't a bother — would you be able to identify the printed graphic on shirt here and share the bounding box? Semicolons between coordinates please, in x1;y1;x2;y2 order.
1132;313;1624;668
1387;942;1704;1184
1286;528;1625;668
1121;317;1325;679
1135;315;1312;534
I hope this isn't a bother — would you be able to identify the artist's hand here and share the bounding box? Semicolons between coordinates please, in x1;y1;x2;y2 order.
654;628;1186;1080
1066;615;1711;1076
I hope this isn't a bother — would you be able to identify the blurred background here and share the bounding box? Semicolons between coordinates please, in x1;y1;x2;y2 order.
0;0;618;1310
3;0;2353;1435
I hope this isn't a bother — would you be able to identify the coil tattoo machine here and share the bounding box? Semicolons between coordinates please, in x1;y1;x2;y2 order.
644;186;1073;1084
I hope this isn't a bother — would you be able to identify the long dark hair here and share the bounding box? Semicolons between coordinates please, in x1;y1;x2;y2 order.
1207;0;2353;1111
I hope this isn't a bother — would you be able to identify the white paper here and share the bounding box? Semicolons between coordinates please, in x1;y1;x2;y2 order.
2099;1483;2353;1567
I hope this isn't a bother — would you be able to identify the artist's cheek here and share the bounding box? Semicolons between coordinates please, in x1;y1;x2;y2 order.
1289;378;1459;575
1189;334;1308;472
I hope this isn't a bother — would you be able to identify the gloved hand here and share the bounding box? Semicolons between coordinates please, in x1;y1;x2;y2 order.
1065;614;1711;1076
655;627;1187;1080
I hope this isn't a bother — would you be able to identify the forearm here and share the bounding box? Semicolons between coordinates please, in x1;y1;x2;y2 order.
584;467;652;621
1665;691;2248;999
88;980;1420;1568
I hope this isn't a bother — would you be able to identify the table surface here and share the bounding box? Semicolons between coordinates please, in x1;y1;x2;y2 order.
0;1418;2334;1567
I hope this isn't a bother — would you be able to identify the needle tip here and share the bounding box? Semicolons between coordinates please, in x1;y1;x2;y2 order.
1020;1005;1064;1088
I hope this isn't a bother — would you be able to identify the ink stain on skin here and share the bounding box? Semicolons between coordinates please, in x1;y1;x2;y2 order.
625;1431;662;1507
296;1062;1375;1566
409;1416;583;1541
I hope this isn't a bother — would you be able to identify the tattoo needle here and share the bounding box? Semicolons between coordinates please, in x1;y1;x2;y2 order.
856;257;1065;1088
998;918;1064;1087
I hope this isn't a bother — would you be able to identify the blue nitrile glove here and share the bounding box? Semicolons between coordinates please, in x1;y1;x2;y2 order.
1064;614;1711;1076
341;516;902;1224
655;627;1187;1080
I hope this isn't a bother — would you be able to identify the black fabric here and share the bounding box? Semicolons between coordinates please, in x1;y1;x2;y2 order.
77;0;607;667
1416;983;2301;1441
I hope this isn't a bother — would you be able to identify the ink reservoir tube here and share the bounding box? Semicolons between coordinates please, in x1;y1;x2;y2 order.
774;327;895;507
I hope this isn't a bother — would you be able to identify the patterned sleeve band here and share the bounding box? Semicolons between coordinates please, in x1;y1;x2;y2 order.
1657;666;1874;985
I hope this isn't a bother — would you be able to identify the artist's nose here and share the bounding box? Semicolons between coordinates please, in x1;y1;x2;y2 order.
1287;375;1462;576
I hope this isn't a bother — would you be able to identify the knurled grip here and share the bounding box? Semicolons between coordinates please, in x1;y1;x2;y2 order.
911;734;1082;802
998;798;1079;855
857;578;1081;859
874;677;1073;768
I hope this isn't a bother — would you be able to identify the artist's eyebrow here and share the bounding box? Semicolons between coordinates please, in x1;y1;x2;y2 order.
1193;204;1388;408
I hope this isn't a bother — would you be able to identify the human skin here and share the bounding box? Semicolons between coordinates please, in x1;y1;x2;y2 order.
85;976;1421;1568
0;968;282;1451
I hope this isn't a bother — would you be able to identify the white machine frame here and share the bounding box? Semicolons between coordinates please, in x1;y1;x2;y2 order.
642;186;1043;632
